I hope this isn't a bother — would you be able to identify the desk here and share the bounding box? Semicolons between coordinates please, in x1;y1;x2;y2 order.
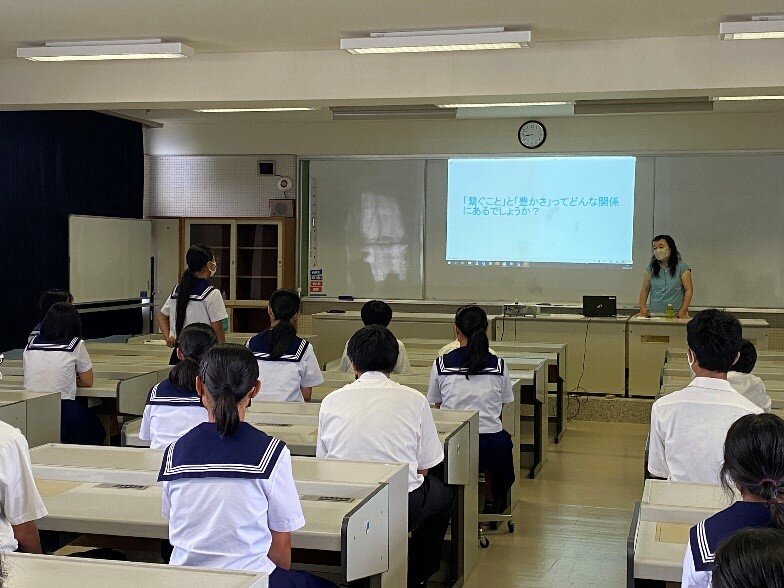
628;317;770;397
126;332;317;349
628;480;731;586
122;403;480;584
0;390;60;446
0;373;157;416
30;444;407;586
3;553;268;587
312;312;476;366
1;362;170;384
493;314;627;395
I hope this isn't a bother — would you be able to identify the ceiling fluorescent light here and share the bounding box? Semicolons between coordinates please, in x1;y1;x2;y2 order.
713;95;784;101
437;101;571;108
194;108;318;112
574;97;712;115
17;39;193;61
330;105;455;120
341;27;530;54
720;16;784;40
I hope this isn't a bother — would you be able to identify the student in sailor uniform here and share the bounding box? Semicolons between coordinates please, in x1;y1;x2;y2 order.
158;245;228;365
159;344;335;587
647;309;762;484
428;305;515;514
337;300;411;374
29;289;72;343
23;302;105;445
139;323;217;450
0;419;48;553
711;527;784;588
728;339;771;413
682;413;784;588
317;325;453;587
246;289;323;403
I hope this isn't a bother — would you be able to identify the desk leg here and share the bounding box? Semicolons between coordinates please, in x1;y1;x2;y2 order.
449;484;465;587
520;401;543;479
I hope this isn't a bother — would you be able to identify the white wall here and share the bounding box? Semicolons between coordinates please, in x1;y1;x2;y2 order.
145;111;784;156
146;154;296;217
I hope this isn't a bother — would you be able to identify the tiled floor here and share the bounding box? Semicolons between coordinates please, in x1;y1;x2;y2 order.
464;421;649;587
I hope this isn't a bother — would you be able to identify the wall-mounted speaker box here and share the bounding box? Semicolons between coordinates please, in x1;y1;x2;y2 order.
270;198;295;218
258;161;276;175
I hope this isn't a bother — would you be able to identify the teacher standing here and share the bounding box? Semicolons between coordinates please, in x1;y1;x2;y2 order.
637;235;693;318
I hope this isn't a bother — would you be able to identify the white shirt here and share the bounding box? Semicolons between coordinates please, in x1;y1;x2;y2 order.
648;377;763;483
162;444;304;574
338;339;412;375
317;372;444;492
427;359;514;434
160;287;228;339
727;371;771;413
681;538;709;588
438;340;497;356
0;421;48;552
23;337;92;400
139;381;208;450
255;346;324;403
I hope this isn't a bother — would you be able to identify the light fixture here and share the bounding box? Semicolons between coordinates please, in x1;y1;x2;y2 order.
340;28;530;54
720;16;784;40
329;105;455;120
437;101;571;108
17;39;193;61
194;108;318;113
713;95;784;101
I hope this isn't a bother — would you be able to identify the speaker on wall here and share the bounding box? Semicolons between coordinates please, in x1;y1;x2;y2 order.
269;198;295;218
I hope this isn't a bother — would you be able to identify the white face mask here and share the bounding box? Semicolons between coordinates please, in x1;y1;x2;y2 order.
207;261;217;278
687;349;696;379
653;247;670;262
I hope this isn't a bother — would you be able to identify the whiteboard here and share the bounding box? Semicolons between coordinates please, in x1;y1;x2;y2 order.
654;154;784;308
69;215;152;303
307;154;784;308
309;160;425;299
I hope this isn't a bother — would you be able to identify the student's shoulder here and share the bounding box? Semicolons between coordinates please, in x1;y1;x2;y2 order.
0;420;27;451
651;387;691;411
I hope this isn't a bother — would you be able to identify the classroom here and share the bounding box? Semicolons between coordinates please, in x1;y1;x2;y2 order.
2;2;784;587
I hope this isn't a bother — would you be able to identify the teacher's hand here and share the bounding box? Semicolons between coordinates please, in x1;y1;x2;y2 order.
636;308;650;318
677;310;690;320
165;335;177;348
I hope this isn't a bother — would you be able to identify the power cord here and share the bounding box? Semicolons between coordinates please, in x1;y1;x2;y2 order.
567;318;592;420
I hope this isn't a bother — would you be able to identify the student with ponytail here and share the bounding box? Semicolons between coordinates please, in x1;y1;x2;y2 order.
427;305;515;514
246;289;323;402
158;245;227;365
159;344;334;587
139;323;217;449
682;413;784;588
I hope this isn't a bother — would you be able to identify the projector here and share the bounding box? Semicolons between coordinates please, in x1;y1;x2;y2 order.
503;303;540;317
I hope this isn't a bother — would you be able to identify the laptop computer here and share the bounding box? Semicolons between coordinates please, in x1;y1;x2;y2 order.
583;295;617;318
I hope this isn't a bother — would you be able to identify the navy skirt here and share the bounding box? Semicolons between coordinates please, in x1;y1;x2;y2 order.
479;430;515;507
269;567;337;587
60;399;106;445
